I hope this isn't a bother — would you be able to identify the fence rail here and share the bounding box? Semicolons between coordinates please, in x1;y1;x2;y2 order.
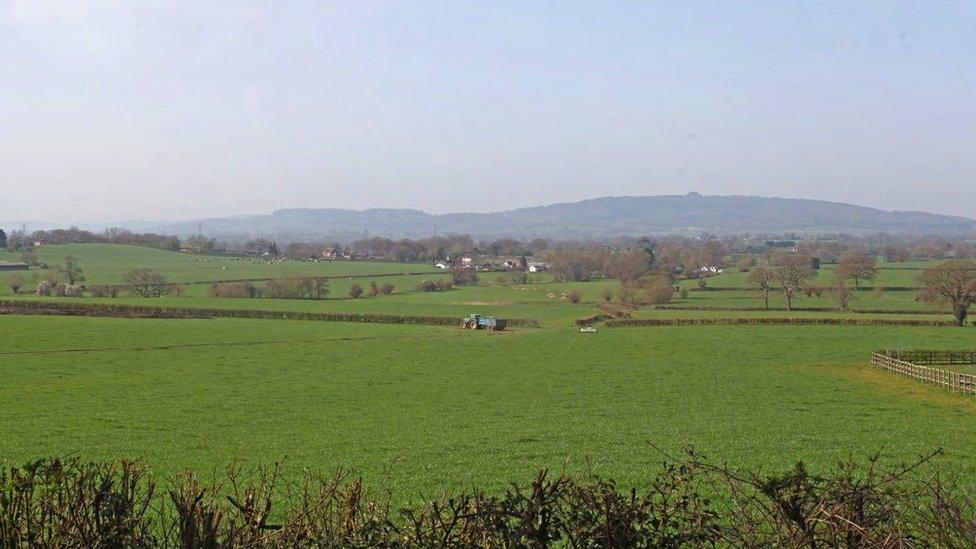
870;351;976;395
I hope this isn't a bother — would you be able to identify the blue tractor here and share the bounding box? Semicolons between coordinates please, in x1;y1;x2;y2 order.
461;313;507;331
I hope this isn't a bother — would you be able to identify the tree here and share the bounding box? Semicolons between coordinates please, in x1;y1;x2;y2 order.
123;269;170;297
0;229;6;249
917;260;976;326
5;272;32;294
836;250;878;289
20;251;38;266
748;267;775;310
737;256;756;272
368;281;380;297
775;255;815;311
831;275;854;311
348;282;364;299
60;255;84;285
450;264;478;286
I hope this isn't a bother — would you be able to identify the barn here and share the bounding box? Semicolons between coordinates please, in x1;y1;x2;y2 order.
0;261;29;272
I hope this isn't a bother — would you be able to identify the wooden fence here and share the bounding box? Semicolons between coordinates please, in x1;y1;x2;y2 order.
870;351;976;395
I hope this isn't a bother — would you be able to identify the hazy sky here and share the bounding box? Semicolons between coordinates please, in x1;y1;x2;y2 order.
1;1;974;223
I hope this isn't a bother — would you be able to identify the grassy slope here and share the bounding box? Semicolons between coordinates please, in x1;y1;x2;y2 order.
2;315;976;504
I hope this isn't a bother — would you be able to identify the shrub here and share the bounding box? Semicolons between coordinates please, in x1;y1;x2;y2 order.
264;276;328;300
88;285;119;298
348;283;364;299
4;272;33;294
210;281;262;299
644;279;676;305
679;288;689;300
804;285;824;298
415;279;438;292
737;256;756;272
35;280;54;296
368;281;380;296
451;266;479;286
565;289;582;303
378;282;395;295
600;287;613;302
53;283;83;297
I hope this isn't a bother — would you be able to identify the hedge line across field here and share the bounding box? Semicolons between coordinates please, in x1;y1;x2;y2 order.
688;286;920;292
0;300;539;328
604;317;960;328
654;305;949;315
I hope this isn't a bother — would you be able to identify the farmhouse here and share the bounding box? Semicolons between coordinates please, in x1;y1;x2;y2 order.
528;262;550;273
0;261;29;272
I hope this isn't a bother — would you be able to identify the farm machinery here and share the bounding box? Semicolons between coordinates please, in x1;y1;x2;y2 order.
461;313;507;331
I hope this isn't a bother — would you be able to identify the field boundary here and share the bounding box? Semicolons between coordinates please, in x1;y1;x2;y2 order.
871;350;976;395
687;286;919;292
654;305;948;315
604;317;956;328
0;300;539;328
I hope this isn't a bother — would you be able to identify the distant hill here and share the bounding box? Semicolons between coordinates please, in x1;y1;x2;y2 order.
134;194;976;240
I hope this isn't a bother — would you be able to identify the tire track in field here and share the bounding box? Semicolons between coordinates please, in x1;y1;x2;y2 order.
0;334;445;357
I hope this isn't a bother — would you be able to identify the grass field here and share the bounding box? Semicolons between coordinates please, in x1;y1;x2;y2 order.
3;314;976;504
2;244;974;505
0;244;437;286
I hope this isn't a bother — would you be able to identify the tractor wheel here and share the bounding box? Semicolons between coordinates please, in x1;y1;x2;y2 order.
460;321;468;329
468;321;478;329
487;325;494;332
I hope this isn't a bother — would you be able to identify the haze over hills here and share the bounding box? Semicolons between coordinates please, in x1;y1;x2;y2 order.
120;194;976;241
4;194;974;241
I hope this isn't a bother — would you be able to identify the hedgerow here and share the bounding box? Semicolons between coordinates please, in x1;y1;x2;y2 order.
604;317;958;328
2;449;971;547
0;300;539;327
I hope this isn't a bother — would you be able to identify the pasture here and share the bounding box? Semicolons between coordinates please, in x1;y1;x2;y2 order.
2;244;975;505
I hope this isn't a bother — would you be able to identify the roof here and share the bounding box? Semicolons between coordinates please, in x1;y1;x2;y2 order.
0;261;29;268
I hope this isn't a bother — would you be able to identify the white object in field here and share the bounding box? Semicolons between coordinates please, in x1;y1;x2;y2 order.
579;326;597;333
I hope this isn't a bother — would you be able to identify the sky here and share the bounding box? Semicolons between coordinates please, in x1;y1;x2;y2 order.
1;0;974;223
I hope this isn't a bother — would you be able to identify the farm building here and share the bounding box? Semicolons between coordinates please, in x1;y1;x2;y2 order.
528;262;550;273
0;261;29;272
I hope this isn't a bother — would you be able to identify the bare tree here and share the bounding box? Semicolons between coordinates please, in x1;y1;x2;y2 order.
775;255;815;311
60;255;84;285
831;275;854;311
348;282;364;299
19;250;38;266
5;272;34;294
748;267;774;310
836;250;878;289
917;260;976;326
123;268;170;298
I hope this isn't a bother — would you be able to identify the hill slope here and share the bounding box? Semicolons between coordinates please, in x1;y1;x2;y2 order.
145;194;976;240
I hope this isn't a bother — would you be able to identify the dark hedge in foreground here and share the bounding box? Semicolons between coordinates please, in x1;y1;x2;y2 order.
2;450;973;547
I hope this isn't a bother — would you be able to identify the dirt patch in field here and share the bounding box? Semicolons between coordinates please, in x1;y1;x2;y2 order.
821;361;976;410
457;301;515;306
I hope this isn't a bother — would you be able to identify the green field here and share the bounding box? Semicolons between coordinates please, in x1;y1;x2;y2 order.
0;244;437;286
2;244;975;504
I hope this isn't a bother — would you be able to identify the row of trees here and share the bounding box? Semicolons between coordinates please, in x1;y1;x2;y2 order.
2;228;180;252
